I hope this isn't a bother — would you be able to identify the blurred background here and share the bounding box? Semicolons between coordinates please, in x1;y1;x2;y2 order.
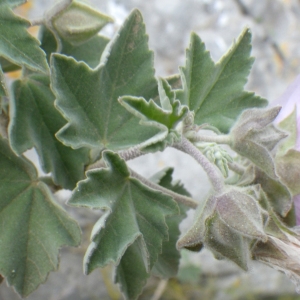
1;0;300;299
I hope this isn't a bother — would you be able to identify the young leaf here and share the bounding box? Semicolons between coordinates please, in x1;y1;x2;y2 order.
0;138;81;297
205;213;250;270
0;5;48;73
254;168;292;217
48;0;113;46
230;107;285;179
215;189;267;241
120;79;188;131
9;74;89;189
276;149;300;197
68;152;178;281
176;29;267;133
51;9;160;150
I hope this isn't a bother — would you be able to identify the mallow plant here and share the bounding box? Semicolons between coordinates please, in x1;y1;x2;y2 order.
1;0;300;299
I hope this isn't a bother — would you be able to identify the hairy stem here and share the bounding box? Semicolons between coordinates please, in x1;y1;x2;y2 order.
87;146;146;170
30;18;44;26
228;161;245;175
130;168;198;209
185;131;231;144
174;137;224;194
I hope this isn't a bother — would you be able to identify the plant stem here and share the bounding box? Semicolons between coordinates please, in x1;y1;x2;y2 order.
150;279;168;300
174;137;224;194
185;131;230;144
87;146;146;170
30;18;44;26
228;161;245;175
130;168;198;209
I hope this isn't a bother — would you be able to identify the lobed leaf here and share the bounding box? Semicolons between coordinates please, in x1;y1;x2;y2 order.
51;9;160;150
150;168;190;278
0;5;48;73
69;151;178;299
9;74;89;189
176;29;267;133
0;138;81;297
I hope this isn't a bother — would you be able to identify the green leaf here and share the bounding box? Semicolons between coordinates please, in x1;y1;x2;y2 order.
254;168;292;217
277;108;297;155
177;194;216;250
114;239;151;300
39;25;57;63
276;149;300;196
0;57;21;72
61;35;109;68
119;93;188;131
230;107;284;179
50;0;113;46
0;138;81;297
69;151;178;298
205;213;250;270
151;168;190;278
176;29;267;133
215;189;267;241
0;65;7;97
51;9;160;150
165;74;182;90
39;25;109;68
0;0;26;7
9;74;89;189
0;5;48;73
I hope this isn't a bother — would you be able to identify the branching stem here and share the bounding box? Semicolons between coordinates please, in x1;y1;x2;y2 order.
174;137;224;194
129;168;198;209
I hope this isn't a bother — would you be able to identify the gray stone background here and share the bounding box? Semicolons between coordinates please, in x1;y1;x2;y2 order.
1;0;300;299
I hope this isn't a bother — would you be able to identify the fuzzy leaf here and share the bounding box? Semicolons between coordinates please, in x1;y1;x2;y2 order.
51;9;160;150
230;107;284;179
0;138;81;297
0;5;48;73
50;0;113;46
276;149;300;196
114;240;150;300
205;213;250;270
177;194;217;250
151;168;190;278
39;25;109;68
277;108;297;155
176;29;267;133
0;66;7;97
119;94;188;131
215;189;267;241
69;151;178;298
9;74;89;189
254;168;292;217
